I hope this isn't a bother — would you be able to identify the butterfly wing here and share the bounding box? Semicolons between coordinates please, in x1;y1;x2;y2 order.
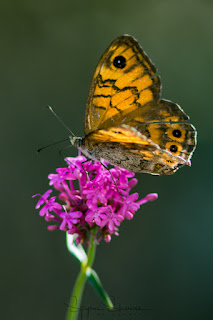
84;35;197;173
123;99;197;163
85;35;161;135
83;125;187;175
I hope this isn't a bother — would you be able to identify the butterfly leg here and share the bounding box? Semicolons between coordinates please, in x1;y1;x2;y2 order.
80;159;91;179
58;146;89;179
99;161;123;198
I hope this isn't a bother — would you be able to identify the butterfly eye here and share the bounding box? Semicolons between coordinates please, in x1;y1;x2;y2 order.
113;55;126;69
172;129;182;138
170;144;178;153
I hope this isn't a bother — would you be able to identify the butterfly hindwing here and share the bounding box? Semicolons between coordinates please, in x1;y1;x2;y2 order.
123;99;197;163
83;125;187;175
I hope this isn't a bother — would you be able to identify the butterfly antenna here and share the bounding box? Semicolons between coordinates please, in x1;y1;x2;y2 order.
37;138;70;154
47;105;76;138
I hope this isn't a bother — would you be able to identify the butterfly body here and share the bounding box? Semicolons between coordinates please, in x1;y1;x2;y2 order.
71;35;197;175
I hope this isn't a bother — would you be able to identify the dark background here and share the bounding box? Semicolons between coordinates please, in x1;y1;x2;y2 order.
2;1;213;319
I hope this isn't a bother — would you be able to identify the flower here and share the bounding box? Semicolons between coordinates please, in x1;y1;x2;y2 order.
33;155;158;243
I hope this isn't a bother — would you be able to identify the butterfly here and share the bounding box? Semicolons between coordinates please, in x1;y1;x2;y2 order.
70;35;197;175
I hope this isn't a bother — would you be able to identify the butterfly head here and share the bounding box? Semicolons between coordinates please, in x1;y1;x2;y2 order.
70;136;83;148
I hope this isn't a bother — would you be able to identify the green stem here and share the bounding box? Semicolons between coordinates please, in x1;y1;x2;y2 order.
66;235;97;320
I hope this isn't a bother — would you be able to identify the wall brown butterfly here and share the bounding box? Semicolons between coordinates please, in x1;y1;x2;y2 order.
71;35;197;175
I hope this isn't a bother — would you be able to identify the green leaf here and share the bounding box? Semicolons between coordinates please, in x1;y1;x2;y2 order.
86;267;114;309
66;233;113;310
66;233;87;263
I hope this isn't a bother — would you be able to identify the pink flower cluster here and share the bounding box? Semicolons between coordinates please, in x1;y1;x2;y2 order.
33;155;158;243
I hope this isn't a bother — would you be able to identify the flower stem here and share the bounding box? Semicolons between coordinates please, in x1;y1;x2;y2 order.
66;235;97;320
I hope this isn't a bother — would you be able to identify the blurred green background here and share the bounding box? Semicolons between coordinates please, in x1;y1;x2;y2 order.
1;0;213;319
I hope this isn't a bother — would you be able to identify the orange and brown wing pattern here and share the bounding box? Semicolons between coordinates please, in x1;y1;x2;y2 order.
123;99;197;164
82;35;197;174
85;35;160;135
83;125;187;175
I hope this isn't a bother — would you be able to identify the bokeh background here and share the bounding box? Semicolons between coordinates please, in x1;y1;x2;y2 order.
1;0;213;319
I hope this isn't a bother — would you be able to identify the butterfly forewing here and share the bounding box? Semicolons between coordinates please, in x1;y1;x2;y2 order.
85;35;161;135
